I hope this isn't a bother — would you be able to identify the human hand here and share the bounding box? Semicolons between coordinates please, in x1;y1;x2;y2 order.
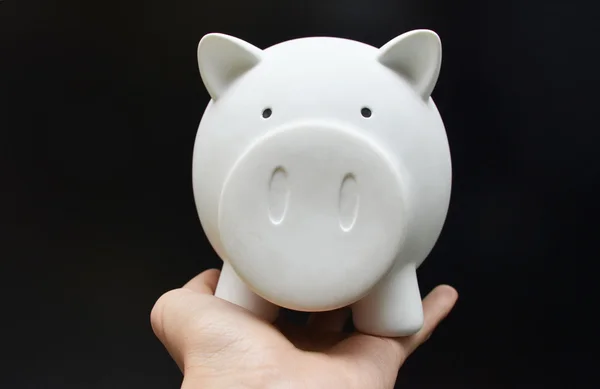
151;269;458;389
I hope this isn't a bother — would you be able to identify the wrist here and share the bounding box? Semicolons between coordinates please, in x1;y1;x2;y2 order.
182;367;287;389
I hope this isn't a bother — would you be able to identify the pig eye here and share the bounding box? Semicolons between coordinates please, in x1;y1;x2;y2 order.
361;107;372;118
262;108;273;119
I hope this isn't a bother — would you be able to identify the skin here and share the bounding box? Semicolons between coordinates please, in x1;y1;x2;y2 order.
151;269;458;389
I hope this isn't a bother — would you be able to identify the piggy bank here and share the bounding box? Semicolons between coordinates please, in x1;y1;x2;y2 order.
191;29;452;337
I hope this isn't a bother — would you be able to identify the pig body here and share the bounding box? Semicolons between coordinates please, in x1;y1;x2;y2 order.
191;30;452;337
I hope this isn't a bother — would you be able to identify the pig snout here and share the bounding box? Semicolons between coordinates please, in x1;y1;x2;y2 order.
217;122;408;311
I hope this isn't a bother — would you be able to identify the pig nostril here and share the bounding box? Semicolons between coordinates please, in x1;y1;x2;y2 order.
262;108;272;119
268;166;289;225
339;173;359;232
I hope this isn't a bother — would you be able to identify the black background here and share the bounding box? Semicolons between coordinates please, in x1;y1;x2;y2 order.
2;0;599;388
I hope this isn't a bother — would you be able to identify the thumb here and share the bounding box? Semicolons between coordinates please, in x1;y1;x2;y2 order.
399;285;458;354
329;285;458;387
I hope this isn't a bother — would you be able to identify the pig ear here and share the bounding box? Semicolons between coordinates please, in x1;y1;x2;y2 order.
377;29;442;100
197;33;263;100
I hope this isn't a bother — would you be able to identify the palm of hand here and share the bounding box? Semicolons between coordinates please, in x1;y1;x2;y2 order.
151;269;457;389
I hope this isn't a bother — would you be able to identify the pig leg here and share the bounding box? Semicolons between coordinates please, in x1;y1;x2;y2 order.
352;262;423;337
214;261;279;322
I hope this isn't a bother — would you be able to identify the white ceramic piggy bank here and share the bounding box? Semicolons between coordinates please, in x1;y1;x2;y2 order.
192;29;452;337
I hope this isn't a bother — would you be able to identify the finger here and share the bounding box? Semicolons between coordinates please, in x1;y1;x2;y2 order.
150;269;220;370
307;308;351;332
327;285;458;388
400;284;458;354
183;268;221;295
150;287;214;372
